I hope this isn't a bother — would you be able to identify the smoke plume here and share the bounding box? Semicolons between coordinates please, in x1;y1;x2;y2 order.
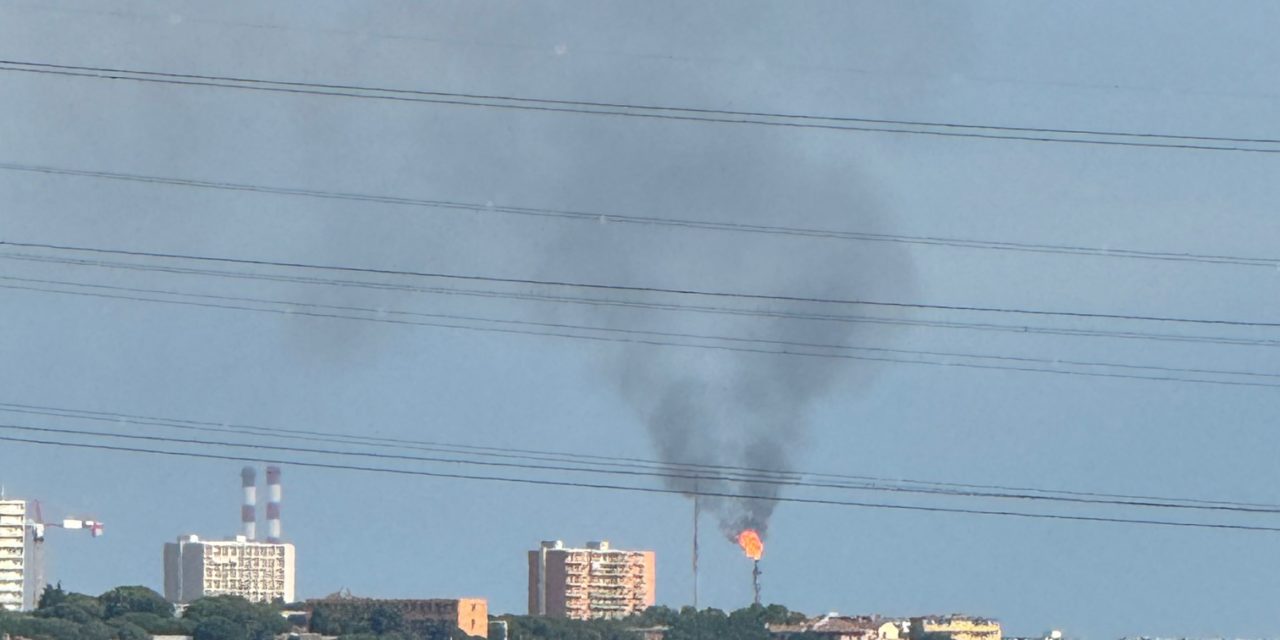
544;134;917;541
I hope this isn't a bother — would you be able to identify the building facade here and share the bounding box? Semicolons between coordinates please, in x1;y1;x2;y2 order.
163;534;296;604
0;500;26;611
307;597;489;639
909;616;1002;640
770;615;901;640
528;540;656;620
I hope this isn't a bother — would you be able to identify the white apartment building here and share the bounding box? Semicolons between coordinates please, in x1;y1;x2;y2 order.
0;500;27;611
163;534;296;604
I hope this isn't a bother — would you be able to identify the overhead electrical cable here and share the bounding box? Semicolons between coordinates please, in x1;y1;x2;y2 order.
2;162;1278;268
6;400;1272;511
3;429;1280;533
5;412;1280;516
4;249;1277;349
2;399;1273;511
3;239;1277;329
6;272;1279;381
10;6;1280;104
1;60;1279;153
3;276;1279;389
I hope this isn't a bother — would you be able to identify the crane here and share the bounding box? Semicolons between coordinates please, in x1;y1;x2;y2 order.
25;500;103;609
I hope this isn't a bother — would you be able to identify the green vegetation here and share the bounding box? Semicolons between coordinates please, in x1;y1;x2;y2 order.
185;595;291;640
498;613;637;640
308;600;477;639
498;603;809;640
2;587;811;640
0;583;287;640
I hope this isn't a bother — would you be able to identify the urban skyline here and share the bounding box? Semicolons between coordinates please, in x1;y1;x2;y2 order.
3;2;1278;637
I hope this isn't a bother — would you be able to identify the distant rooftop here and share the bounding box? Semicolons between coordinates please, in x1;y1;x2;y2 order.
914;614;1001;625
172;534;292;545
539;539;644;552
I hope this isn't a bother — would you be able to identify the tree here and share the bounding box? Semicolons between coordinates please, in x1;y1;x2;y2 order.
36;601;102;625
0;615;114;640
501;614;638;640
631;605;680;628
185;595;289;640
194;615;250;640
0;615;82;640
100;585;173;619
621;604;808;640
116;611;195;635
369;604;404;634
761;604;805;625
34;590;106;624
38;581;69;609
106;617;153;640
309;605;345;635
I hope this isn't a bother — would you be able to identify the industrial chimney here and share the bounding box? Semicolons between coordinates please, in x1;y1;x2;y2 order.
266;466;282;543
240;466;257;541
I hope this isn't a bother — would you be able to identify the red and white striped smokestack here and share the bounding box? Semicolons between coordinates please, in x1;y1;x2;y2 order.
266;465;282;543
240;466;257;541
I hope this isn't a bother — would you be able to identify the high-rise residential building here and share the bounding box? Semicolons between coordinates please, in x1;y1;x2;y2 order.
163;534;296;604
0;500;26;611
528;540;655;620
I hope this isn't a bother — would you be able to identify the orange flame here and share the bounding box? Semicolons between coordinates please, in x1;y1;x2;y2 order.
737;529;764;560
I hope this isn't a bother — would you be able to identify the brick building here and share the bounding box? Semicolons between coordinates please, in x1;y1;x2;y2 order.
307;596;489;639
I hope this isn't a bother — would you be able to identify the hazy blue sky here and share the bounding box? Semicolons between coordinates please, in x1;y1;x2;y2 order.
2;2;1279;638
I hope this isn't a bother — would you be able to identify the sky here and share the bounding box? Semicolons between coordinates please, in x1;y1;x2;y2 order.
2;1;1279;637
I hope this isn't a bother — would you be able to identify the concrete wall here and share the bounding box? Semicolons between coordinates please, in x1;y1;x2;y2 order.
545;549;571;617
162;542;180;602
455;597;489;638
638;551;657;609
527;550;540;615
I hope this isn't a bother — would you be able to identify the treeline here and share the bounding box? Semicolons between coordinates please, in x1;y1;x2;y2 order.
0;583;287;640
2;587;820;640
308;601;478;640
499;603;812;640
0;584;485;640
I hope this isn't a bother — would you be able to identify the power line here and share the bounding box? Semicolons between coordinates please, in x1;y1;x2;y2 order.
4;239;1277;329
3;429;1278;533
7;272;1280;381
5;275;1280;389
21;421;1279;514
3;399;1272;511
3;162;1278;269
6;406;1279;516
6;249;1278;349
2;60;1279;153
15;4;1280;104
14;3;1280;106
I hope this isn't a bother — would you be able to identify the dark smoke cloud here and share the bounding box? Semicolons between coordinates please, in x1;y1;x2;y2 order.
539;130;918;540
256;1;956;537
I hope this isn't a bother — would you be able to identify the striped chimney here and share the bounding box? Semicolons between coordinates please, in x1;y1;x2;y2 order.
266;465;282;543
240;466;257;541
